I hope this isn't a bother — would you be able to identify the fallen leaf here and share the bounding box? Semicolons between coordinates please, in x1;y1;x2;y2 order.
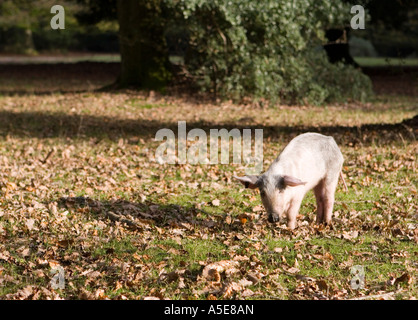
342;230;359;240
316;279;328;291
394;273;412;285
57;239;74;248
233;255;250;261
160;271;179;283
221;282;234;298
238;213;248;224
252;205;264;212
238;278;253;287
241;289;255;297
20;248;30;257
202;260;239;280
225;215;232;225
284;266;300;274
296;275;316;282
25;219;35;231
247;273;260;284
324;252;334;260
20;286;36;300
143;296;161;300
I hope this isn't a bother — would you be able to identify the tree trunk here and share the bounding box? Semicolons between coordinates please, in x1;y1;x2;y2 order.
116;0;171;89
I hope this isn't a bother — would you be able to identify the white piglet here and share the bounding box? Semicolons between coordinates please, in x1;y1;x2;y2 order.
234;132;346;229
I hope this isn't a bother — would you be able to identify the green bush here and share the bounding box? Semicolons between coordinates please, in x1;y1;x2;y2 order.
168;0;373;104
306;50;372;104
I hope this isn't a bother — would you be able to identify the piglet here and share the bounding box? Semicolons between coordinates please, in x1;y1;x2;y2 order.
234;132;346;229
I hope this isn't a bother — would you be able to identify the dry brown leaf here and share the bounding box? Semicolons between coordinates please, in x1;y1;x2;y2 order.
233;255;250;261
316;280;328;291
225;215;232;225
206;269;221;282
296;275;316;282
57;239;74;248
241;289;255;297
202;260;240;280
252;205;264;212
16;286;35;300
20;247;30;257
95;288;109;300
161;271;180;283
25;219;35;231
247;273;260;285
394;273;412;285
221;282;234;298
238;278;253;287
143;296;161;300
324;252;334;260
195;283;223;296
284;266;300;274
342;230;359;240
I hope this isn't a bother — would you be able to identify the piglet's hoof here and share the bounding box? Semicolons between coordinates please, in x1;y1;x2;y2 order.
268;215;280;223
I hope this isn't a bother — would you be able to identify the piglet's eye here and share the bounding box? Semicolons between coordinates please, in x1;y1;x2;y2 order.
260;190;266;196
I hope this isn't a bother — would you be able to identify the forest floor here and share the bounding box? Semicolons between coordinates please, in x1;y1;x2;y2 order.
0;57;416;300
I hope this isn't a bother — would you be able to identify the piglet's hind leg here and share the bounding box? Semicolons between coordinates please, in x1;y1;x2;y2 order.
314;181;325;224
323;177;339;224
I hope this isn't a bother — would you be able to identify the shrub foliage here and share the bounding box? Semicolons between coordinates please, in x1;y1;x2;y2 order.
168;0;372;104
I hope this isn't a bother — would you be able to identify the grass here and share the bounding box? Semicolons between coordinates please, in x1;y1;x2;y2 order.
3;54;417;68
354;57;418;67
0;65;417;300
0;53;121;64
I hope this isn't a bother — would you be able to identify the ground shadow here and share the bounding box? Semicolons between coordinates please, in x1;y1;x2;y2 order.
57;196;231;232
0;62;121;95
362;66;418;96
0;109;416;146
0;62;417;97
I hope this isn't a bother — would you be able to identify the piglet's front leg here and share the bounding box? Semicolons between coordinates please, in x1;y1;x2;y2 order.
286;196;303;230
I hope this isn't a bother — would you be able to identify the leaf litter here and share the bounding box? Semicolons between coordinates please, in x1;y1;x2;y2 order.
0;90;417;300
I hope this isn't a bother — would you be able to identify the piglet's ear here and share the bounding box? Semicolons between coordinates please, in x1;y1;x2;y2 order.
283;175;307;187
233;175;259;189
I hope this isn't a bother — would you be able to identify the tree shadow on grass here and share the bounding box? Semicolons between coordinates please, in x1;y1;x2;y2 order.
58;196;226;232
0;62;121;96
0;110;416;146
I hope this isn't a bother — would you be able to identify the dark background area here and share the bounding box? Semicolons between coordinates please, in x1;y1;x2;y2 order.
0;0;416;100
